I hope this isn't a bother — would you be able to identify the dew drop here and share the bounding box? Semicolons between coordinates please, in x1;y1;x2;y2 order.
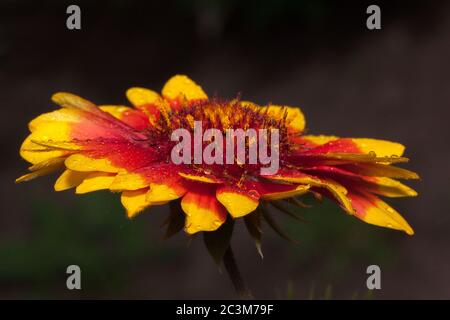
248;189;259;198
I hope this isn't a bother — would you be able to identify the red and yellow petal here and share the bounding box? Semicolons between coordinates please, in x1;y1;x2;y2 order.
146;182;187;202
126;87;162;107
178;172;222;184
109;172;148;191
107;162;189;197
303;165;417;198
162;75;208;102
125;87;172;126
50;93;145;135
26;157;65;171
51;93;147;140
15;159;65;183
353;138;405;157
259;183;310;200
260;105;305;134
364;177;417;198
24;94;154;172
301;135;405;157
20;122;78;164
216;186;259;218
241;180;310;201
181;184;227;234
54;169;90;191
291;152;408;169
121;188;153;218
28;108;84;132
300;138;362;154
75;172;116;194
110;164;188;201
299;135;338;147
52;92;97;112
340;163;419;180
267;171;353;213
348;191;414;235
99;105;149;130
65;154;119;173
61;142;157;175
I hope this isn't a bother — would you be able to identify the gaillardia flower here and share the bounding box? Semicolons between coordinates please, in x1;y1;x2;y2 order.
17;75;418;245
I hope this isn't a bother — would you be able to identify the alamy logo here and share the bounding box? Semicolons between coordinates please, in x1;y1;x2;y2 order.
366;265;381;290
366;5;381;30
66;265;81;290
66;5;81;30
171;121;280;175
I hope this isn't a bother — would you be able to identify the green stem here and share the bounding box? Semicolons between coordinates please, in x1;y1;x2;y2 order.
223;246;253;299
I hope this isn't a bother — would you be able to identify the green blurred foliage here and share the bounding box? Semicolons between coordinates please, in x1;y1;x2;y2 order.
0;192;178;298
286;195;395;263
277;194;397;297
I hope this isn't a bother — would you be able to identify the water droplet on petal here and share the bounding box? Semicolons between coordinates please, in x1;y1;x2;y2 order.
248;189;259;199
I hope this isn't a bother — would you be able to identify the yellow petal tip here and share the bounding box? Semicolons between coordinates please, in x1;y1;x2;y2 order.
216;190;258;218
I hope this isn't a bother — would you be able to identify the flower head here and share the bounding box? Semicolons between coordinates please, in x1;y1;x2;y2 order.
17;75;418;240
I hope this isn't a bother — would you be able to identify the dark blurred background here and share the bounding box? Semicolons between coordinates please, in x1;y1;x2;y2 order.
0;0;449;299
